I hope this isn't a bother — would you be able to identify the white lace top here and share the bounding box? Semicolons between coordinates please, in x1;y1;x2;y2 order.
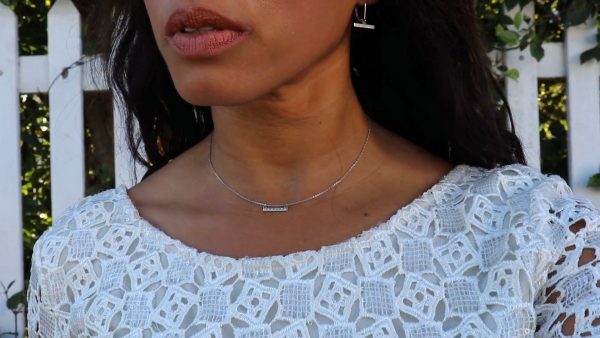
27;163;600;337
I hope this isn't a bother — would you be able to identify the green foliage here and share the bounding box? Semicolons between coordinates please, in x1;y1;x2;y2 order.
589;173;600;187
538;80;569;179
476;0;598;183
7;2;114;335
0;0;53;55
20;94;51;282
477;0;600;67
13;0;55;284
10;0;114;296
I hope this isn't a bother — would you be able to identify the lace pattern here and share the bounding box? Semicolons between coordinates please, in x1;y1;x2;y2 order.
26;163;600;337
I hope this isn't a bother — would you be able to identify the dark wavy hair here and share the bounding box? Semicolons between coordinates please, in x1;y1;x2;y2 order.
91;0;526;182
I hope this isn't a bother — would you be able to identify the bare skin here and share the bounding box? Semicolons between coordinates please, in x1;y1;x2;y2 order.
131;0;454;259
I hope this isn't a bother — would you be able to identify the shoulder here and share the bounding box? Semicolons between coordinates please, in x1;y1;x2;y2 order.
462;162;599;232
486;163;598;234
463;162;570;197
458;164;600;336
53;185;135;230
27;186;139;336
460;162;600;264
462;162;593;211
31;185;137;269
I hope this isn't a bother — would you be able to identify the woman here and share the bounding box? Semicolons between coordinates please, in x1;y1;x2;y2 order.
27;0;600;336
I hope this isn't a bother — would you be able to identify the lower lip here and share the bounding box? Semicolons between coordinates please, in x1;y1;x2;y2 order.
168;30;250;58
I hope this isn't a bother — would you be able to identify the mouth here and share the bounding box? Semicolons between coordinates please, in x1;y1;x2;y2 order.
165;5;252;38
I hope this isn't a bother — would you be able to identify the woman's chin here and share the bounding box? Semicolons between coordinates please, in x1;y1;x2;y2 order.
174;81;266;107
178;90;257;107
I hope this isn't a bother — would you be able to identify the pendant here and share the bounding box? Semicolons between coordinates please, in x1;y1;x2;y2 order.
263;205;289;212
354;22;375;29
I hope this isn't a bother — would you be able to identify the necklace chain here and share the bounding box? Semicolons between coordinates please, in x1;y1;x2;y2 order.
208;118;373;212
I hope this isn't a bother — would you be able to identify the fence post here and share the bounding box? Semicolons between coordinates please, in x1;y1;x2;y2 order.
504;2;541;169
0;4;24;337
565;16;600;203
48;0;84;217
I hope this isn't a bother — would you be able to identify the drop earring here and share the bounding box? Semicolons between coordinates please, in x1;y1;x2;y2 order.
353;3;375;30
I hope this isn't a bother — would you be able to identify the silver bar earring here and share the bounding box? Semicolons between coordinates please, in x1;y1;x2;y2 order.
353;3;375;30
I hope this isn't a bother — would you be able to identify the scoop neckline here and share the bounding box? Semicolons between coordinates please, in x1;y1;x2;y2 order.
116;164;470;265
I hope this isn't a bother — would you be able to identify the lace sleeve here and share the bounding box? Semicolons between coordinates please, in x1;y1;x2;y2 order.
26;234;47;338
533;175;600;337
26;204;78;337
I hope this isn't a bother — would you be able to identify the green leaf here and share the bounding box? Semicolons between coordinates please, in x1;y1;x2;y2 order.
496;24;520;45
519;35;529;51
6;290;26;312
566;0;593;26
6;280;14;292
588;173;600;188
505;68;520;80
514;12;523;29
581;46;600;64
530;41;545;61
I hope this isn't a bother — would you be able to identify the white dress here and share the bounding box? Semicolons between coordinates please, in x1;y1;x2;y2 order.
26;163;600;337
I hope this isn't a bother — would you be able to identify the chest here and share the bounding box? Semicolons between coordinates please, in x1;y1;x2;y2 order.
60;222;541;337
140;196;406;259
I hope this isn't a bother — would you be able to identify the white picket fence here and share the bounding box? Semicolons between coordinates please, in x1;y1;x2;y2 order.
0;1;140;336
0;1;599;335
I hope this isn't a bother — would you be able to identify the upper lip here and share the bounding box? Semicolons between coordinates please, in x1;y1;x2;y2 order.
165;5;251;37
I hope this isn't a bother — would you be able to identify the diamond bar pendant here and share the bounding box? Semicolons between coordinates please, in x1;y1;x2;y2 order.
354;22;375;29
263;205;289;212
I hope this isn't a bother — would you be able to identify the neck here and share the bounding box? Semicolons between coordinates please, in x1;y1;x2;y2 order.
204;48;372;204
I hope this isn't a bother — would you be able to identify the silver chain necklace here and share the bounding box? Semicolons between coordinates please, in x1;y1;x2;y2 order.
208;118;372;212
